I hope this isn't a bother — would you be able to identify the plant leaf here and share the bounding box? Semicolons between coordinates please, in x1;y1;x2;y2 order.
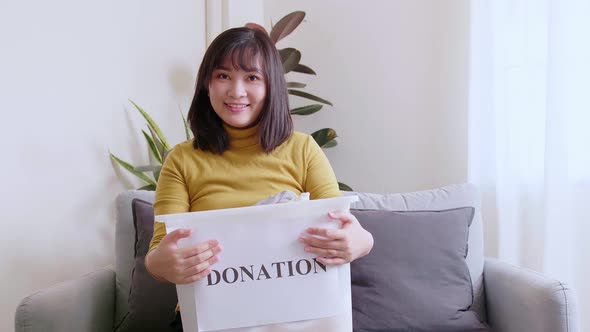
129;99;171;150
180;110;191;141
138;184;157;191
338;182;353;191
244;22;268;35
134;165;161;172
162;149;171;163
290;104;323;115
147;124;166;158
288;90;333;106
154;166;161;182
270;11;305;44
322;140;338;148
311;128;338;148
286;82;307;88
142;130;162;164
279;48;301;73
292;64;316;75
109;153;156;186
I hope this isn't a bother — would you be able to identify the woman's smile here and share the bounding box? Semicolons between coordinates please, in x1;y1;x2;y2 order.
224;103;250;113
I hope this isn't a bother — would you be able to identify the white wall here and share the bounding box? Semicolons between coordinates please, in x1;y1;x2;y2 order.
0;1;205;330
264;0;471;194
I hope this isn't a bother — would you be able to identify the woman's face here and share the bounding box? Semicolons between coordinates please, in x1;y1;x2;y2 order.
208;57;267;129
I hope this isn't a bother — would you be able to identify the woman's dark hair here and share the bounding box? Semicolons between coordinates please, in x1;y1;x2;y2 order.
187;27;293;154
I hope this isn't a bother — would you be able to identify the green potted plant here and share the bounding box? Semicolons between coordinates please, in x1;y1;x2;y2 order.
109;100;191;191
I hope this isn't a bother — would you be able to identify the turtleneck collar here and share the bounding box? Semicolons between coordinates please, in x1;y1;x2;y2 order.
223;123;260;148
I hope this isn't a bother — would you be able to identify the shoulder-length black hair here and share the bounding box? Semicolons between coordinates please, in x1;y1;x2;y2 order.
187;27;292;154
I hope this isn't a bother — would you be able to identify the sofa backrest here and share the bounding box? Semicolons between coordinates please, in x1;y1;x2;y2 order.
113;183;486;326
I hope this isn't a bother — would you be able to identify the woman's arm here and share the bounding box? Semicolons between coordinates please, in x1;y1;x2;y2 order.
303;136;341;199
145;146;222;284
301;136;374;265
145;229;221;284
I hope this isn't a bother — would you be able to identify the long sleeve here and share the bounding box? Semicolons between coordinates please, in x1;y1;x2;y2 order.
148;146;191;253
303;136;342;199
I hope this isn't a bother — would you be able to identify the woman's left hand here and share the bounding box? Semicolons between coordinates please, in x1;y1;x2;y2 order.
299;211;374;266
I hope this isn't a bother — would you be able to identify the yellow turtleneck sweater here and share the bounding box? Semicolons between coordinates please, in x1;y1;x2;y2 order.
149;125;341;252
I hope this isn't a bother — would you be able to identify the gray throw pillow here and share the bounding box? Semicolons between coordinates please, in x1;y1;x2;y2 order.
115;199;177;332
350;208;489;332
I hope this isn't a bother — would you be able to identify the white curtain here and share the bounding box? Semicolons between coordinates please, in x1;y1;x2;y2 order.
469;0;590;329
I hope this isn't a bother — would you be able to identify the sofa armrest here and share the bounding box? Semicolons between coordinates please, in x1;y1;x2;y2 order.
15;268;116;332
484;258;578;332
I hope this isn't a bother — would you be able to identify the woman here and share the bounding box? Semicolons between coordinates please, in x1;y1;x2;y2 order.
145;26;373;331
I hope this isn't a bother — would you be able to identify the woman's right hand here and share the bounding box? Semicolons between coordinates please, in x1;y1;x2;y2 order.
145;229;222;284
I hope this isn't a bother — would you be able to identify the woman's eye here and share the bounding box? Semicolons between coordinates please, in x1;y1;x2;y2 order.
247;75;260;81
218;73;229;79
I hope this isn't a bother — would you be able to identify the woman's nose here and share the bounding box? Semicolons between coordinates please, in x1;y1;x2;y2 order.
227;80;246;98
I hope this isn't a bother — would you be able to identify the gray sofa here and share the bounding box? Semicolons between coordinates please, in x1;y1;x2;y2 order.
15;184;578;331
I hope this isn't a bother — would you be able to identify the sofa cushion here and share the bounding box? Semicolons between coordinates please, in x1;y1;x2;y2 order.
350;208;488;331
114;190;156;326
115;198;177;332
345;183;487;320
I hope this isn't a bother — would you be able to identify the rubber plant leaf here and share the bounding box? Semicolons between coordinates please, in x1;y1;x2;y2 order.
288;89;333;106
109;152;156;186
129;99;171;150
311;128;338;148
279;48;301;73
245;22;268;35
286;82;307;88
142;130;162;164
322;140;338;148
292;64;316;75
270;11;305;44
338;182;353;191
290;104;323;115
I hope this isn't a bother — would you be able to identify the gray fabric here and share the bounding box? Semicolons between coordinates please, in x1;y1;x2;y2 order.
114;190;155;326
15;268;115;332
16;185;579;331
254;190;299;205
344;183;487;321
115;199;177;332
350;208;488;331
484;258;578;332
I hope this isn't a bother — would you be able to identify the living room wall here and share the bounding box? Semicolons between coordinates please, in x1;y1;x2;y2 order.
0;1;206;330
265;0;470;194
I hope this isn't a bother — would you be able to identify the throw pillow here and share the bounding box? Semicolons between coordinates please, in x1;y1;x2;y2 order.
115;199;178;332
350;208;489;332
